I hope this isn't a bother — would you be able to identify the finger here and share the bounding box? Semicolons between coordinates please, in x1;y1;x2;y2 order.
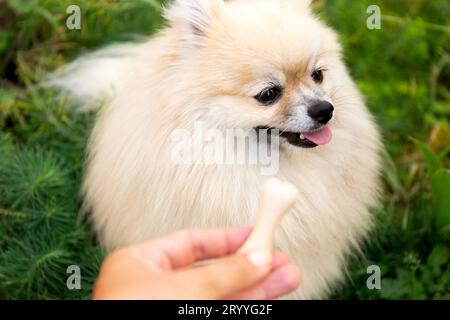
134;228;252;270
271;250;289;269
229;263;301;300
174;250;273;299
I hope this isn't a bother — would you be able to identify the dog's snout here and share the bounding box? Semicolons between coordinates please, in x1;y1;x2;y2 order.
308;101;334;124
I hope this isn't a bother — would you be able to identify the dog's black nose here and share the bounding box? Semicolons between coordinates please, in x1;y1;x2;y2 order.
308;101;334;124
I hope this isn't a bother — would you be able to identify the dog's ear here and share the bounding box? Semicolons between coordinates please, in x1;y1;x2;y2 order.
165;0;223;46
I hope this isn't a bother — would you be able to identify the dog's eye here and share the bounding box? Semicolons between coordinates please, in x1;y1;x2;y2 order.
312;69;324;83
255;86;283;105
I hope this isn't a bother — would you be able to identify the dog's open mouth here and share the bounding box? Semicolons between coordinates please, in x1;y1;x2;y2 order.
255;126;332;148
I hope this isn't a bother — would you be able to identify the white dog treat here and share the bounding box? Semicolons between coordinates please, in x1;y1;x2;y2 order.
239;178;299;253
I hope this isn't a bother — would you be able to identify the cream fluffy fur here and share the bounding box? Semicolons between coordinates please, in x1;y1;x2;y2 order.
50;0;382;299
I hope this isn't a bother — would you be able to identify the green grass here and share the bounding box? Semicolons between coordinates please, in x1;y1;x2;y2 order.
0;0;449;299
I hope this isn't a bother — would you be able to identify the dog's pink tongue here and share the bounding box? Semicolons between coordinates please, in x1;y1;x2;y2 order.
303;127;332;145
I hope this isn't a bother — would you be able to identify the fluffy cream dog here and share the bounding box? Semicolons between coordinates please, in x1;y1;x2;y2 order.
50;0;382;299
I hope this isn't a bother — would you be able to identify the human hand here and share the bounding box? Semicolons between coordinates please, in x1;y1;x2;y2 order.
92;228;301;300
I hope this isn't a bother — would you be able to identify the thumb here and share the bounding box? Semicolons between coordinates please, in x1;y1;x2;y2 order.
175;250;273;299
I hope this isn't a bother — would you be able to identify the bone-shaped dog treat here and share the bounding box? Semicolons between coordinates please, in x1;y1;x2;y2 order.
239;178;299;253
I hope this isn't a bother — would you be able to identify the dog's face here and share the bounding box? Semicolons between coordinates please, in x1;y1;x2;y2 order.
167;0;351;149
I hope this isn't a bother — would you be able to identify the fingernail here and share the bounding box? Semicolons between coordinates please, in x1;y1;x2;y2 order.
247;250;272;268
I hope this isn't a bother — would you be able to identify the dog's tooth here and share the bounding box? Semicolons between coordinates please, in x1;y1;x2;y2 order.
300;133;305;140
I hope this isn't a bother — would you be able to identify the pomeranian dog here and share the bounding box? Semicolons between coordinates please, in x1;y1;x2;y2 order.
49;0;382;299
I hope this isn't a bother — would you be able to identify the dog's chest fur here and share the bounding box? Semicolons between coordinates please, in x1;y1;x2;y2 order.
101;140;377;299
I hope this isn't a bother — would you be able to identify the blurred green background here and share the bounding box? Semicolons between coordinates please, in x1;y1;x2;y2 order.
0;0;449;299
